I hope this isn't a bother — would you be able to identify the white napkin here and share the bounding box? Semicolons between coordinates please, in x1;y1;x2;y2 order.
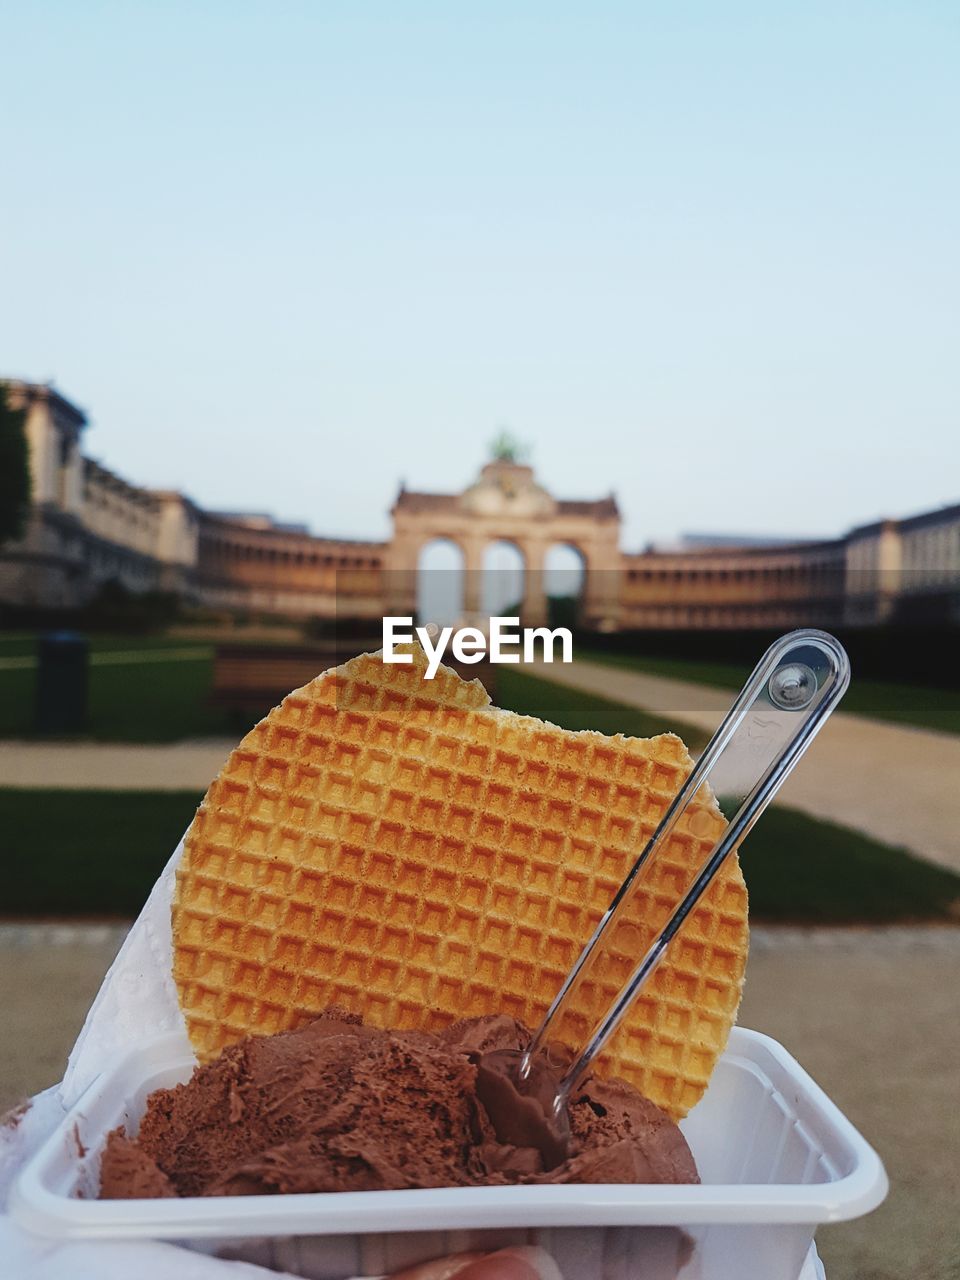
62;837;191;1108
0;835;304;1278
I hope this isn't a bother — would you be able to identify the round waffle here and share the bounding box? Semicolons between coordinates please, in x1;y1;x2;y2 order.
172;647;748;1118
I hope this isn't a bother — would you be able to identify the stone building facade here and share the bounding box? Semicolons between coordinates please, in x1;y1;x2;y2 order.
2;379;958;628
619;539;847;631
194;513;386;621
0;382;200;609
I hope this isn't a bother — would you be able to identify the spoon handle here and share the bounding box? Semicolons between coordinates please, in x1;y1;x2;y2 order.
523;628;850;1104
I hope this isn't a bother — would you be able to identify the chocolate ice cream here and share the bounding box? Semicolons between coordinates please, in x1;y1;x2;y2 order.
99;1009;697;1198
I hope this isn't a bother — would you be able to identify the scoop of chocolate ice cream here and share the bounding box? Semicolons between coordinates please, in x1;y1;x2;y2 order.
99;1009;697;1197
99;1129;176;1198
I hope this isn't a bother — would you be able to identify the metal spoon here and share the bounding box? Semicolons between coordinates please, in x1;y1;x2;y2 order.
477;629;850;1164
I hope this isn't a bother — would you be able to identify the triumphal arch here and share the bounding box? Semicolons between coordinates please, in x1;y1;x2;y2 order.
384;456;622;629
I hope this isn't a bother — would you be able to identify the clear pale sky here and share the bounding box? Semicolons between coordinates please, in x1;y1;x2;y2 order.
1;2;957;549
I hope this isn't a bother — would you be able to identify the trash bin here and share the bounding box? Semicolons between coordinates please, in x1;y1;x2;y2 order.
35;631;89;733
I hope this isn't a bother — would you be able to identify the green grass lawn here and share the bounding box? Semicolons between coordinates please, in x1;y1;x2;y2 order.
735;806;960;922
2;784;957;922
0;633;252;741
0;789;202;916
578;648;960;736
0;633;205;658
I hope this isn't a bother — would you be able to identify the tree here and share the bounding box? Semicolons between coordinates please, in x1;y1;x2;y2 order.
0;383;30;544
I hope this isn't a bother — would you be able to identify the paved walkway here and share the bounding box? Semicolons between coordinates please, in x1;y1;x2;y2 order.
0;739;236;791
736;926;960;1280
1;924;956;1280
531;659;960;873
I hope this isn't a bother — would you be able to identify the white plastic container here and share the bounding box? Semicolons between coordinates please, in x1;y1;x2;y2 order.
11;1027;885;1280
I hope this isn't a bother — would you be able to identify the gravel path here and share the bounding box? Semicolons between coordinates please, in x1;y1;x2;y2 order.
737;927;960;1280
0;739;234;791
1;923;956;1280
531;659;960;873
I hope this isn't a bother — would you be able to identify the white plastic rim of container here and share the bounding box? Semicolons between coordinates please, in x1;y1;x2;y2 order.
11;1026;887;1243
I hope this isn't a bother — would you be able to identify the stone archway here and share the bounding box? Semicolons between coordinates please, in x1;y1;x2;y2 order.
386;455;622;630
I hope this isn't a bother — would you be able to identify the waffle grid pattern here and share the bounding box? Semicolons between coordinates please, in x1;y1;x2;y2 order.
173;649;748;1118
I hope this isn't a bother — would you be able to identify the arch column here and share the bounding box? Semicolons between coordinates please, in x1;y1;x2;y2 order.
462;534;485;620
581;537;621;630
519;539;548;628
383;535;419;619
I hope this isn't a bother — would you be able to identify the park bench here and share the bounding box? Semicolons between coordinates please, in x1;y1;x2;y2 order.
210;642;496;715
